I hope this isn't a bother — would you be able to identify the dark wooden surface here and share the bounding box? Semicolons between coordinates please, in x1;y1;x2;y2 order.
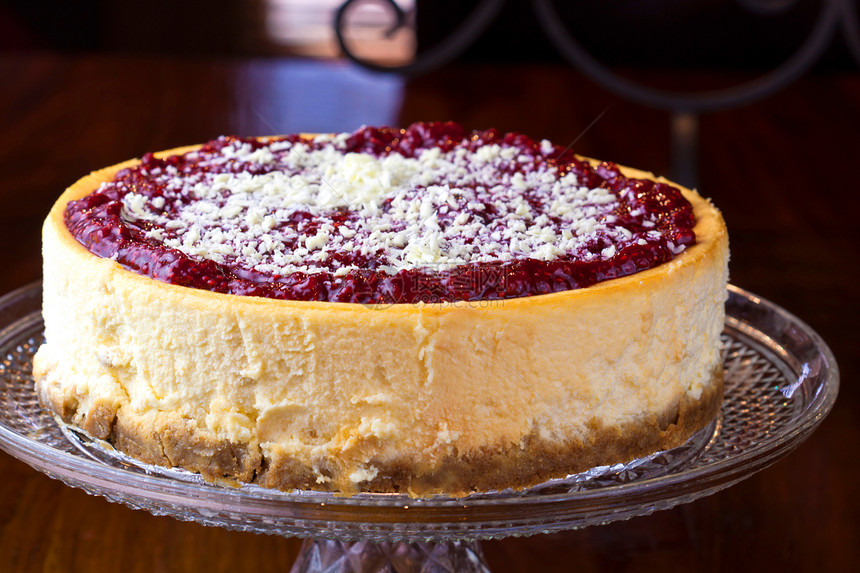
0;54;857;572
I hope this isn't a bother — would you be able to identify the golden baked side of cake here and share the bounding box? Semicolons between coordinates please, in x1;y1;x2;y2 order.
33;145;728;496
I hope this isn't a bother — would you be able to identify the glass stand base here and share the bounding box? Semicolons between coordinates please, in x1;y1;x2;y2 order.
289;539;491;573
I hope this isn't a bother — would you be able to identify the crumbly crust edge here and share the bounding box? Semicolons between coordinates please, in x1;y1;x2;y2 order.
35;366;723;497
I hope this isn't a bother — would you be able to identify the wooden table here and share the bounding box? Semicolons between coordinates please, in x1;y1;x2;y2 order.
1;54;857;572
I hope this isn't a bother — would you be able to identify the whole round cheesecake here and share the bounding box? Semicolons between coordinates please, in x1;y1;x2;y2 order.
33;122;729;496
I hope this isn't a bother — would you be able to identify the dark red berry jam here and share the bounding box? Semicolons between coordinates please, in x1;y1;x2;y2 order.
64;122;696;304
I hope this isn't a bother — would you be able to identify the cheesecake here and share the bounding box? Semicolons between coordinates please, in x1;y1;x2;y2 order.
33;123;729;496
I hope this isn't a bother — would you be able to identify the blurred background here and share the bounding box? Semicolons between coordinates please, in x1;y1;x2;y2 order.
2;0;856;149
2;0;856;137
3;0;855;65
0;1;858;572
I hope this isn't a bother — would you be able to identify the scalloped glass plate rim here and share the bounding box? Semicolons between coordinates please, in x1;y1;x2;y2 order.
0;282;839;515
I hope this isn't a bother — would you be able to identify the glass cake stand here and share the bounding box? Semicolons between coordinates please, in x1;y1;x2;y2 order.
0;282;839;572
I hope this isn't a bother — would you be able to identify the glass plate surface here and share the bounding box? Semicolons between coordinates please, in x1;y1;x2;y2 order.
0;282;838;542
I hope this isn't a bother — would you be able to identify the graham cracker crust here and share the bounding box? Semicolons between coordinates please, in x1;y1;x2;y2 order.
35;368;723;497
